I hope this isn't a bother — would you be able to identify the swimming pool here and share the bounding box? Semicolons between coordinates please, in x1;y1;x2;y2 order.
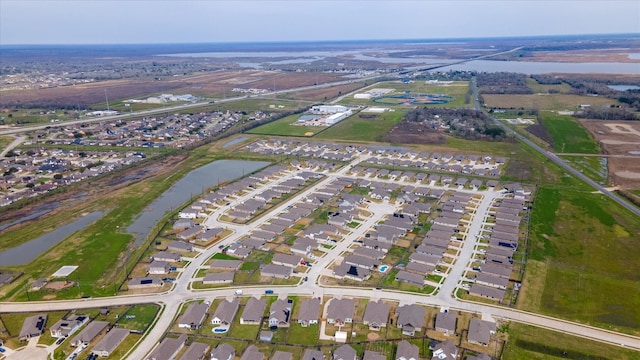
379;265;389;272
213;327;229;333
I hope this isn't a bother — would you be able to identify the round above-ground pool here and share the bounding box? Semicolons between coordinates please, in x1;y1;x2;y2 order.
379;265;389;272
213;327;229;333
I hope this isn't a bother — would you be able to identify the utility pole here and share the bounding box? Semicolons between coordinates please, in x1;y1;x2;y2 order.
105;89;110;111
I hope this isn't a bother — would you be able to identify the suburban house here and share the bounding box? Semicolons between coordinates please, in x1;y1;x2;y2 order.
179;342;210;360
49;314;88;338
260;264;292;279
272;253;303;268
395;270;426;287
211;298;240;326
240;345;265;360
147;260;171;275
363;351;387;360
467;354;492;360
469;284;506;301
333;262;371;282
363;300;389;331
19;314;47;341
396;340;419;360
468;318;497;346
298;298;321;327
268;298;293;328
432;340;459;360
303;349;324;360
70;321;109;347
333;344;357;360
435;311;457;335
151;251;182;263
91;328;129;358
210;343;236;360
167;241;194;252
240;297;267;325
210;259;242;271
396;304;425;336
128;277;164;289
203;272;235;285
326;298;355;326
178;302;209;330
145;334;187;360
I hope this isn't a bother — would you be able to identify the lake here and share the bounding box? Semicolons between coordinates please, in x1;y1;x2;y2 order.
126;159;270;246
0;211;104;266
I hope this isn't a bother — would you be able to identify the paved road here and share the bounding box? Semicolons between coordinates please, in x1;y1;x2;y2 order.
0;135;26;157
470;77;640;218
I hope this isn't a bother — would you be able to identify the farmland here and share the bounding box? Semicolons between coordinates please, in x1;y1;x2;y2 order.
538;112;601;153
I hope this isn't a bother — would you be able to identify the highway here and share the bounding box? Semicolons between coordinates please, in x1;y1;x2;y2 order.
1;154;639;359
470;77;640;217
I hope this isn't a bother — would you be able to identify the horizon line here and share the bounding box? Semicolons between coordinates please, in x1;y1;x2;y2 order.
2;32;638;47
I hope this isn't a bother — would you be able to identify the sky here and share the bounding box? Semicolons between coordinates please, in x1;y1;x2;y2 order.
1;0;639;45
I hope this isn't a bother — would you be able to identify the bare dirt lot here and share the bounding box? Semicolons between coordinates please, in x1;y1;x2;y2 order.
580;120;640;188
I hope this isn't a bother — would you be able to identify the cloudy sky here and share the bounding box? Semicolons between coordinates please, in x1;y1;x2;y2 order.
1;0;638;45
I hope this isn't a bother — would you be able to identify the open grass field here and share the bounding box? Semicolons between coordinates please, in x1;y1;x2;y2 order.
502;323;640;360
483;93;618;111
315;109;405;142
520;187;640;335
526;78;573;94
560;155;608;185
246;113;325;136
539;112;601;154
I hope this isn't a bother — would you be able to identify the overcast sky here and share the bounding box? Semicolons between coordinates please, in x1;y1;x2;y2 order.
1;0;639;45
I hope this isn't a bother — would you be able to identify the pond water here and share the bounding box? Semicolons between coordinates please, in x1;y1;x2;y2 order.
608;85;640;91
0;211;104;266
126;159;270;246
440;60;640;74
222;137;248;148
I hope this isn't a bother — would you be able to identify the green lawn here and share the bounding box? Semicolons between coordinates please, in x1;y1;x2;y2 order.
539;112;601;154
502;323;640;360
315;110;405;142
521;187;640;334
246;113;324;136
117;304;160;331
560;155;609;185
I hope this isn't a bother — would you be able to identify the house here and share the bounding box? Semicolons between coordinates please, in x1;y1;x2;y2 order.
148;260;170;275
173;218;194;230
272;253;303;268
333;262;371;282
128;277;164;289
468;318;496;346
396;340;419;360
469;284;505;301
363;300;389;331
303;349;324;360
91;328;129;358
69;320;109;347
396;304;424;335
326;298;355;326
210;343;236;360
334;344;357;360
435;311;457;335
203;272;235;284
298;298;321;326
179;342;210;360
210;259;242;271
167;241;193;252
178;302;209;330
211;298;240;326
466;354;492;360
395;271;425;286
145;334;187;360
240;297;267;325
49;314;88;338
269;298;293;328
151;251;181;263
272;351;294;360
19;314;47;341
260;264;292;279
432;340;458;360
240;345;265;360
363;351;386;360
344;254;379;269
291;237;318;256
